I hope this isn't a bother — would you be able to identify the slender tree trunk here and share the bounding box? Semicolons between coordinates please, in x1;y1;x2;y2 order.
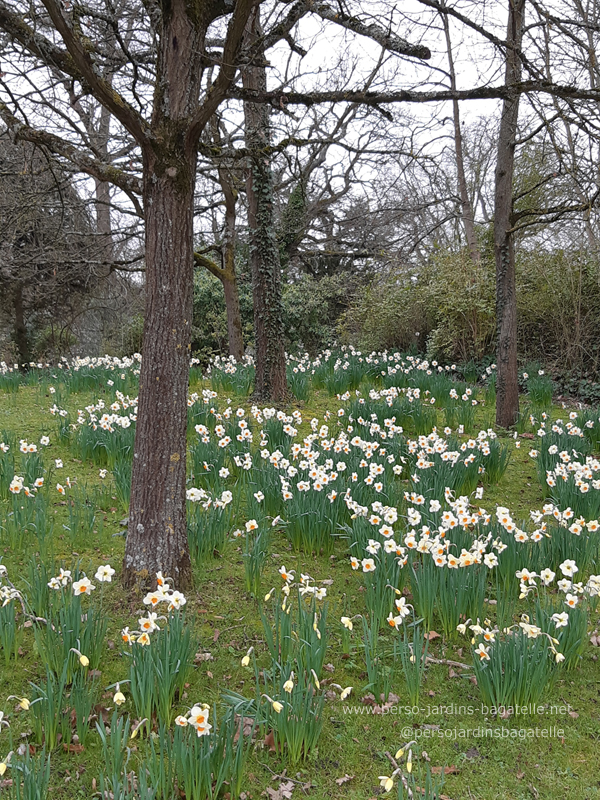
220;172;244;361
441;10;481;264
223;272;244;361
243;6;288;402
494;0;525;429
13;283;30;369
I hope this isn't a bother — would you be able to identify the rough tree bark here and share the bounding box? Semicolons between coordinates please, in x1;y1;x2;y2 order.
494;0;526;429
242;5;288;402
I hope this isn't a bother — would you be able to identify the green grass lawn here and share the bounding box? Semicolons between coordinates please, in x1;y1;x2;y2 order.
0;368;599;800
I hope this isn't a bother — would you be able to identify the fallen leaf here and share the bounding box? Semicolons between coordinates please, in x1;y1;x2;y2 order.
361;693;377;706
264;730;278;753
568;710;579;719
516;770;525;780
264;781;294;800
213;629;220;642
431;766;459;775
427;630;440;641
335;774;354;785
448;668;458;678
233;715;255;744
194;651;214;663
62;743;84;754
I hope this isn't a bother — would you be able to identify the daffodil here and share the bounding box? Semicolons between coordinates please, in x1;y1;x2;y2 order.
378;775;394;792
8;696;30;711
474;643;490;660
283;672;295;693
113;684;126;705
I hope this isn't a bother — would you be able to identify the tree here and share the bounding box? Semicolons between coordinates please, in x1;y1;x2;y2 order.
0;133;98;363
242;5;287;400
494;0;526;428
0;0;257;588
440;5;481;263
194;115;246;363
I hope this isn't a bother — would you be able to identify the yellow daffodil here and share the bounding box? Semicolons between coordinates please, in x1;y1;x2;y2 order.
283;672;295;694
113;684;126;706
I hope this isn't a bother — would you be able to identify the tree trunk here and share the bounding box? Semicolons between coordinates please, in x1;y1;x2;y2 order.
494;0;525;429
123;162;195;589
123;0;207;589
242;6;288;402
223;270;244;362
220;168;244;362
13;283;30;369
442;10;481;264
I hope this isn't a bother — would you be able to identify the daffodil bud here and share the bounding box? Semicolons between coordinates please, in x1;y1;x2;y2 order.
311;669;320;690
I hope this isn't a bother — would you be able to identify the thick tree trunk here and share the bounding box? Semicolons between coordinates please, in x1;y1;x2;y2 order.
494;0;525;429
123;164;195;589
122;0;207;589
243;7;288;402
13;283;30;369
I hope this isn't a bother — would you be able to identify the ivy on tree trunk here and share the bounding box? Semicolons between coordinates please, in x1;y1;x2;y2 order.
243;6;288;403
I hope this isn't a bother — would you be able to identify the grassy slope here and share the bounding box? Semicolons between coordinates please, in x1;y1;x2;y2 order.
0;381;599;800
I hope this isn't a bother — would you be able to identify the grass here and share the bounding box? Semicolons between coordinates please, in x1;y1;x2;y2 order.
0;370;599;800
